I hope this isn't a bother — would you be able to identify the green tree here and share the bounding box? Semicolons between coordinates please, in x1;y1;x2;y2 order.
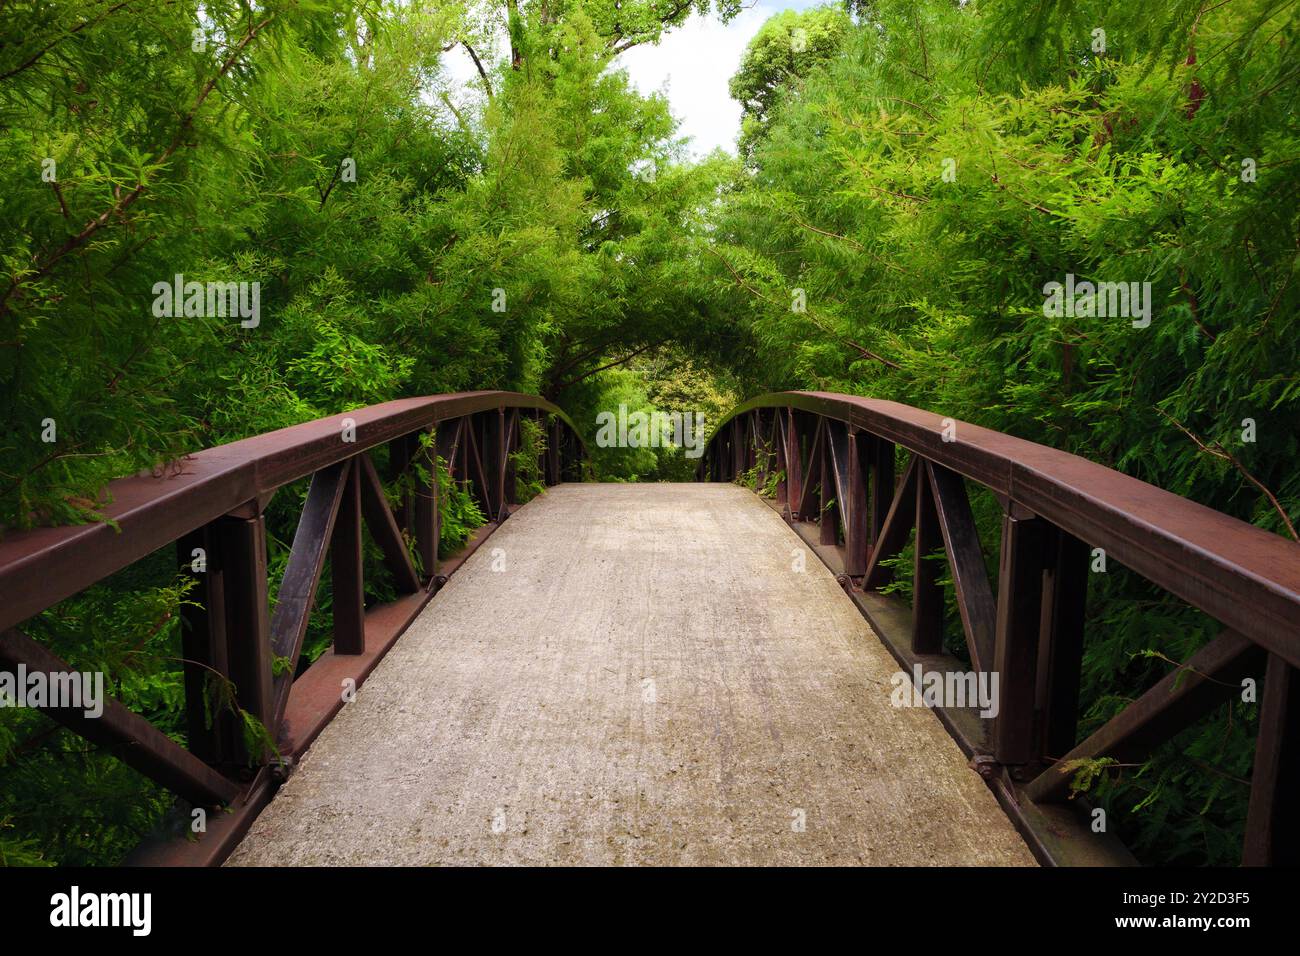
729;5;851;160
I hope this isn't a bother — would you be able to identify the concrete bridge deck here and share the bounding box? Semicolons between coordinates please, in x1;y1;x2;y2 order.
227;483;1033;866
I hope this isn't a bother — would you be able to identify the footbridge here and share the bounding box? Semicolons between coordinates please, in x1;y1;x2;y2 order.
1;391;1296;866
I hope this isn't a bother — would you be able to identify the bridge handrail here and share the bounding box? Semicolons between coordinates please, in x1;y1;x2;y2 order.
703;390;1300;866
0;391;583;632
0;390;588;864
710;392;1299;659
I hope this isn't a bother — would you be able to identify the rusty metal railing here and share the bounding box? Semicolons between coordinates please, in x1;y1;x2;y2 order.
700;391;1300;866
0;391;587;864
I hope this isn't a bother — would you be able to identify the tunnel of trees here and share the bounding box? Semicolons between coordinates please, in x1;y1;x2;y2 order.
1;0;1297;866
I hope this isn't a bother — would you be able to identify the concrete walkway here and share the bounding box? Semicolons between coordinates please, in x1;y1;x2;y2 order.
228;483;1034;866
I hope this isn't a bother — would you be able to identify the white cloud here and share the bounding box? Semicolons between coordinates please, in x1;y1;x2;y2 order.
617;2;833;157
614;8;770;158
440;4;829;156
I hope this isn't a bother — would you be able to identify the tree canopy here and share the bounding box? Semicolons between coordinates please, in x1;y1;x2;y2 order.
1;0;1298;866
729;4;852;159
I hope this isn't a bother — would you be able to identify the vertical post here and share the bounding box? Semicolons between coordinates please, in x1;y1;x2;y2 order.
1243;654;1300;865
177;526;233;765
332;458;366;655
388;433;416;536
216;510;274;761
434;422;462;573
774;415;788;506
785;408;804;520
845;428;869;577
912;461;945;654
483;407;507;520
461;416;482;506
441;418;462;482
480;411;496;517
502;408;518;514
819;431;837;545
755;411;770;489
1037;529;1089;760
870;438;895;552
992;510;1050;767
744;413;757;474
732;418;744;480
475;412;495;514
415;428;439;584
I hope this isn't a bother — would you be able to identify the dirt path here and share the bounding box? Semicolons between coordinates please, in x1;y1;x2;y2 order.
227;483;1034;866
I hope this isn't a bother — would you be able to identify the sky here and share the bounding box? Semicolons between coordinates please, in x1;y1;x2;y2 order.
443;2;827;158
617;1;831;156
